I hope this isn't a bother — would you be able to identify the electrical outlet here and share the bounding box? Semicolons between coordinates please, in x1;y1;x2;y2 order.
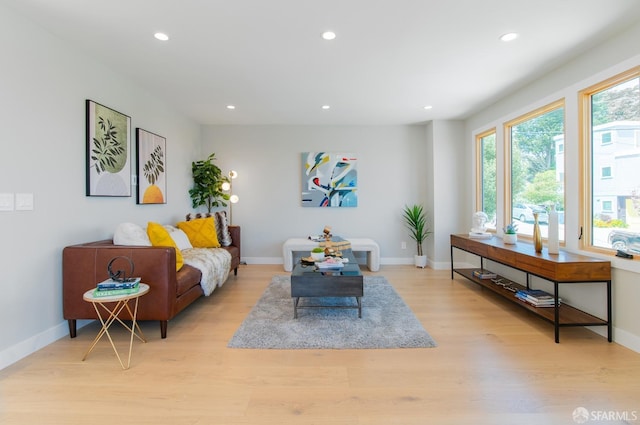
401;241;407;249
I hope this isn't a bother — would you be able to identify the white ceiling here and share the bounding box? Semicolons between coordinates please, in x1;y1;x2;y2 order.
4;0;640;125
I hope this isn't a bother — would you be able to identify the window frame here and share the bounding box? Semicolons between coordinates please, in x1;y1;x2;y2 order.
475;128;497;231
578;65;640;254
504;99;566;239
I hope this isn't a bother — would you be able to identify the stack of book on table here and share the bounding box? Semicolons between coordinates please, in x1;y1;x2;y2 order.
315;257;347;270
472;269;497;279
93;277;141;297
515;289;560;307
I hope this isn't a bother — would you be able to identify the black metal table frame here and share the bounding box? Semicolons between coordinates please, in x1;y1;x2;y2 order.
450;244;612;343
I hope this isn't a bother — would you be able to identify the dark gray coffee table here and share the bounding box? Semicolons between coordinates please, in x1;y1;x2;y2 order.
290;250;363;318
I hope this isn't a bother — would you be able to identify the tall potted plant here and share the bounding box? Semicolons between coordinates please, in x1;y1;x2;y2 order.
188;153;230;213
402;204;431;268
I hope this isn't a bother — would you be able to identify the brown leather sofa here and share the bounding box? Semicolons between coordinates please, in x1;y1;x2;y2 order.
63;225;240;339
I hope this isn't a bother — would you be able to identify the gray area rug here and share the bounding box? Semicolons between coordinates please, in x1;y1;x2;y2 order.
228;275;437;349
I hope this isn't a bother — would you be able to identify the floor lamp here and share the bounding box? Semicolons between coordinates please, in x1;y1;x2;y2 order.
221;170;239;225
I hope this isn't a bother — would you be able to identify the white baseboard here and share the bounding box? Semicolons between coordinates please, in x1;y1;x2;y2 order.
0;319;92;371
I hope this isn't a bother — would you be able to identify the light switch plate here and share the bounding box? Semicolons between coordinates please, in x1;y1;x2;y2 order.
15;193;34;211
0;193;14;211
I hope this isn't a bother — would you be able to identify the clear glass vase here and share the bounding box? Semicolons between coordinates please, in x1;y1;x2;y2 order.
533;212;542;253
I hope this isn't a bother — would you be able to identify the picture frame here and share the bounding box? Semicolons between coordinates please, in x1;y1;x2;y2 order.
85;100;132;197
301;152;358;207
136;128;167;204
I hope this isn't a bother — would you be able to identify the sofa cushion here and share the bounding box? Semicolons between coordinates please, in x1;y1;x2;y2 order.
215;211;233;247
113;222;152;246
175;264;202;297
177;217;220;248
163;225;193;250
147;222;184;271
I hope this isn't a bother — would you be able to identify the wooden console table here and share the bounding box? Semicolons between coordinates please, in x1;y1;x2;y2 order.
450;234;611;343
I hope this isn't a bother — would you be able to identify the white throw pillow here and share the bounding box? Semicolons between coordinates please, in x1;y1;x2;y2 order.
164;225;194;250
113;222;152;246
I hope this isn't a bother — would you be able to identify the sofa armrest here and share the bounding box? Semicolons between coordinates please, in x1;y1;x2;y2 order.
63;241;178;324
228;225;240;253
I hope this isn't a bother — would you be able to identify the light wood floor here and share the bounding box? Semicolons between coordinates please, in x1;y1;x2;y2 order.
2;265;639;425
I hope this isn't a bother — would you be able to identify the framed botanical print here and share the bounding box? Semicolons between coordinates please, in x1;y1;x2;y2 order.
85;100;132;197
136;128;166;204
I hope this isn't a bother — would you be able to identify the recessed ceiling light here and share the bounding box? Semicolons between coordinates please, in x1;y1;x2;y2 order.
322;105;331;110
226;105;236;110
499;32;518;42
321;31;336;40
423;105;433;110
154;32;169;41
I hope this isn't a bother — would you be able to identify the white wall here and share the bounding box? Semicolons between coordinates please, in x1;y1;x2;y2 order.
425;120;467;268
463;21;640;352
0;4;200;369
201;125;435;264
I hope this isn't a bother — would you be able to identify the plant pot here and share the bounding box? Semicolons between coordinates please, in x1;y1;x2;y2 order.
310;252;325;261
414;255;427;268
503;234;517;244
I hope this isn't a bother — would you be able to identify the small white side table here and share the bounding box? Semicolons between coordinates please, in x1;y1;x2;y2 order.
82;283;149;369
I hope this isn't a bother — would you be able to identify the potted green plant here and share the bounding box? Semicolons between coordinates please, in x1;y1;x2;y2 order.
503;222;518;244
188;153;230;213
310;247;325;261
402;204;431;268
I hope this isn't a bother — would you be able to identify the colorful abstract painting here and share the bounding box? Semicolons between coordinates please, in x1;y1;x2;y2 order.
301;152;358;207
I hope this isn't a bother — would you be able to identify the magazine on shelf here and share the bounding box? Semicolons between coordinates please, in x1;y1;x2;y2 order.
515;289;561;307
472;269;497;279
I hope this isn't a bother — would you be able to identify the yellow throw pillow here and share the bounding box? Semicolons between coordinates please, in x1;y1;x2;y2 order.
147;222;184;271
177;216;220;248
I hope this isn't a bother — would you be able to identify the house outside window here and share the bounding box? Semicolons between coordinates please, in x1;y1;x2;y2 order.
579;67;640;253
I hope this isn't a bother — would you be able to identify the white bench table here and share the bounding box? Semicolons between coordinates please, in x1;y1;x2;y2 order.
283;238;380;272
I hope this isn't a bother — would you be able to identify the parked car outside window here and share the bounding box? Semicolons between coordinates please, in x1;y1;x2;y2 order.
513;203;549;223
608;229;640;253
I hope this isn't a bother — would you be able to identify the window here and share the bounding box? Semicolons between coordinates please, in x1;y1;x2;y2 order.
505;100;565;240
580;66;640;253
475;129;497;230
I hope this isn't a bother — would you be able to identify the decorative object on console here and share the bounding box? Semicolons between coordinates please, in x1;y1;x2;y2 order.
86;100;131;197
402;204;431;268
136;128;166;204
188;152;230;213
503;222;518;244
469;211;492;239
547;205;559;254
533;212;543;253
301;152;358;207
